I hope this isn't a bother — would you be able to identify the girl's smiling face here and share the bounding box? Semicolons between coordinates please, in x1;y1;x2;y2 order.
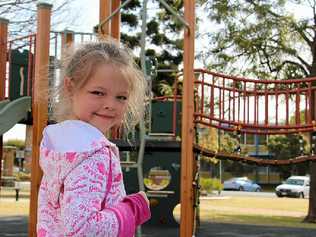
68;64;129;133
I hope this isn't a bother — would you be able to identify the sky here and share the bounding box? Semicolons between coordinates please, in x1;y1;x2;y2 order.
2;0;313;141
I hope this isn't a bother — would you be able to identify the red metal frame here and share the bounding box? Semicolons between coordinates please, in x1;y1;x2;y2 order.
162;68;316;135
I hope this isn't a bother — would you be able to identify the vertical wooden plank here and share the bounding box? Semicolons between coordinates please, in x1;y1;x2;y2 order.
0;18;8;190
61;29;74;48
180;1;195;236
61;30;74;57
0;18;8;100
111;0;121;40
99;0;111;36
29;3;52;237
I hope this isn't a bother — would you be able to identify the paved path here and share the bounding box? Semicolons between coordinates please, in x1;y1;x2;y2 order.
1;216;316;237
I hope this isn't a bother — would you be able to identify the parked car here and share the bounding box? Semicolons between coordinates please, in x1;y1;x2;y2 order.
223;177;261;192
275;176;310;198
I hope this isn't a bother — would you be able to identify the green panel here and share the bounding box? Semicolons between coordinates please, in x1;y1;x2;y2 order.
151;101;181;136
122;167;139;195
122;150;181;227
0;96;31;135
143;151;181;227
9;49;32;101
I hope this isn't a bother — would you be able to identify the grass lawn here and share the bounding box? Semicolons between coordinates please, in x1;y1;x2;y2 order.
174;196;316;229
1;190;316;230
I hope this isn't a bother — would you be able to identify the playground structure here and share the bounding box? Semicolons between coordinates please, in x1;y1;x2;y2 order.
0;1;195;236
1;1;316;237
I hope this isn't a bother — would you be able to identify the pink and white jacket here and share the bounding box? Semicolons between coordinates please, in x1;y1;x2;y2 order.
37;120;150;237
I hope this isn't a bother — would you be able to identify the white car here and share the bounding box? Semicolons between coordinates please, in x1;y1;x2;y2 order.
275;176;310;198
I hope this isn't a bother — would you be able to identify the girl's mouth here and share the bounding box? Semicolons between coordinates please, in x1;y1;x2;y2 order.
94;113;115;119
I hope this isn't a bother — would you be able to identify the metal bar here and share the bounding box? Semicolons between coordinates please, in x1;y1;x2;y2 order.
157;69;180;72
200;72;204;115
27;35;32;96
296;89;300;124
308;82;312;124
7;41;11;98
243;81;246;124
210;74;214;119
233;81;235;121
305;92;308;124
219;81;222;120
195;119;315;135
286;88;289;125
173;76;178;136
222;78;225;120
158;0;189;29
265;84;268;125
98;0;134;33
238;83;240;122
228;90;231;121
194;68;316;84
247;89;250;124
275;84;278;125
254;83;257;125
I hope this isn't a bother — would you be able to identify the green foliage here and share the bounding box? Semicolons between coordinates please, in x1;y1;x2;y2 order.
199;177;223;193
267;134;308;179
121;0;185;96
267;134;306;159
4;139;25;149
199;0;312;78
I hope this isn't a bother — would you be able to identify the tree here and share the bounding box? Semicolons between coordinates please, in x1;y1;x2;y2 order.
199;0;316;222
267;134;308;179
121;0;184;96
1;0;74;38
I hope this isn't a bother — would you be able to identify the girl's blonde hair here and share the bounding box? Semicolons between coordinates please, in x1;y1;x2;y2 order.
51;39;147;132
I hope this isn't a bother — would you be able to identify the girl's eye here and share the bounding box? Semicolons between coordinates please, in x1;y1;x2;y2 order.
90;91;104;96
116;95;127;101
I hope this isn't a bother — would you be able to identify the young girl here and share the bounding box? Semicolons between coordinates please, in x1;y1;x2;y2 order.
37;40;151;237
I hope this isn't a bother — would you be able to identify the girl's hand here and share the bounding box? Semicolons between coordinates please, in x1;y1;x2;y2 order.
138;191;149;207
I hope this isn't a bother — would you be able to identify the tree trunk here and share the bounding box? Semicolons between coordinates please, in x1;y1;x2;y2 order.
305;59;316;222
304;162;316;223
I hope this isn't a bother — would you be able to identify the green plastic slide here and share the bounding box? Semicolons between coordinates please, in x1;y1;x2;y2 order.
0;96;31;135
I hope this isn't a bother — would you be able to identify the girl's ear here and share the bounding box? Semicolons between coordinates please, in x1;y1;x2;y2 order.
64;77;74;95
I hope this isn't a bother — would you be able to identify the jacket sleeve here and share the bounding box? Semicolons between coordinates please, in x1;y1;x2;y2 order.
60;155;150;237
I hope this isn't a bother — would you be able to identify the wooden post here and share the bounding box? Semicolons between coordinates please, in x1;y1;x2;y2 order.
29;3;52;237
0;17;8;189
61;29;74;49
99;0;111;36
0;18;8;100
180;1;195;237
61;29;74;56
111;0;121;40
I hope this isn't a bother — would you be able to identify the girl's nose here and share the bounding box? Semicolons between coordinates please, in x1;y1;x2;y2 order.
103;97;116;110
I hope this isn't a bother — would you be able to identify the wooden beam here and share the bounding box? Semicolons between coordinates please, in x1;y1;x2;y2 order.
99;0;111;36
61;30;74;56
111;0;121;40
180;0;195;237
0;17;8;193
0;17;8;100
61;29;74;49
28;3;52;237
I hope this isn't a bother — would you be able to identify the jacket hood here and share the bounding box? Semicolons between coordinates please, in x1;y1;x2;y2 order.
39;120;119;208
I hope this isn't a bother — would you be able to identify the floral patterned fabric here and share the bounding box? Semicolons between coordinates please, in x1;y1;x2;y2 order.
37;120;150;237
